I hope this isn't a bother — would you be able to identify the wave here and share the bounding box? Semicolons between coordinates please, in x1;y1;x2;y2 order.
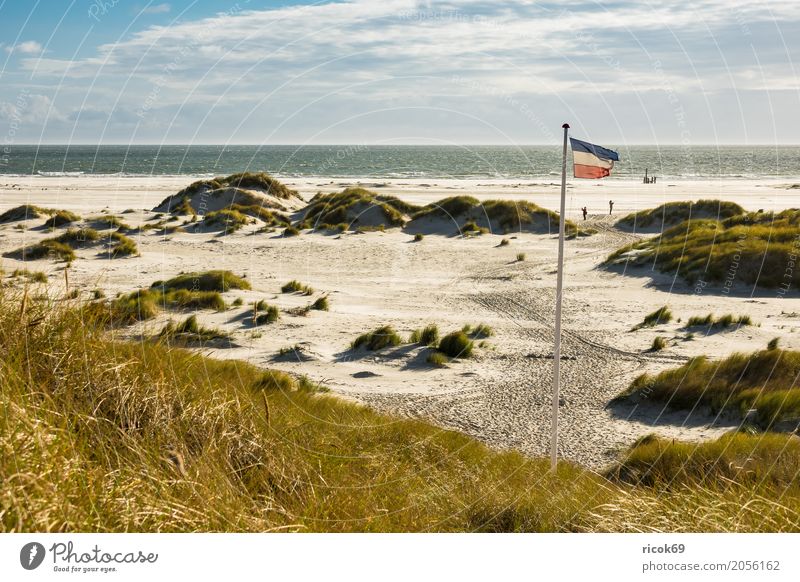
36;171;85;177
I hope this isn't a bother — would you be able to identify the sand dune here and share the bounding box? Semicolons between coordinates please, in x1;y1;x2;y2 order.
1;175;797;469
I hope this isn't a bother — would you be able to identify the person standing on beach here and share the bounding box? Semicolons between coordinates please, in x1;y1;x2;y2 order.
608;200;614;215
581;206;588;220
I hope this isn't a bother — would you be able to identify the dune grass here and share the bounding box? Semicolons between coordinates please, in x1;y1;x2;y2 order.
619;348;800;428
254;305;280;325
685;313;752;329
617;200;744;230
202;209;252;233
643;306;672;327
311;296;329;311
91;215;132;231
0;288;622;532
4;224;127;261
411;197;573;235
606;208;800;290
351;325;402;351
153;270;251;293
0;204;67;223
4;227;102;262
5;289;800;532
44;210;81;228
99;285;228;325
650;336;667;351
608;432;800;490
437;331;474;359
300;188;417;231
426;351;449;367
176;173;298;201
108;232;139;257
410;323;440;346
281;280;313;295
160;315;230;344
10;269;48;283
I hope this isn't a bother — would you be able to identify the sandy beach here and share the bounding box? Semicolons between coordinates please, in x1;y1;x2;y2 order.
2;175;798;469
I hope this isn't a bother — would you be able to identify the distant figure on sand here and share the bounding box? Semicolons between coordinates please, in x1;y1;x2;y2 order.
581;206;588;220
609;200;614;215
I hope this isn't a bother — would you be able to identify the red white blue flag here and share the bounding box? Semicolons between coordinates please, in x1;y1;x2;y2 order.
569;138;619;179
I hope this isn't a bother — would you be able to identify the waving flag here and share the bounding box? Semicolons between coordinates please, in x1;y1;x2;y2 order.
569;137;619;179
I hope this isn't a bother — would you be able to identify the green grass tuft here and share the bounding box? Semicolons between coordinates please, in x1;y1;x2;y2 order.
254;305;280;325
427;351;449;367
44;210;81;228
311;296;329;311
154;270;250;293
438;331;474;359
351;325;402;351
281;280;313;295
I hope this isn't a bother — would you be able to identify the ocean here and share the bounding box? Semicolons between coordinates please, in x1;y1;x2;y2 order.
1;145;799;180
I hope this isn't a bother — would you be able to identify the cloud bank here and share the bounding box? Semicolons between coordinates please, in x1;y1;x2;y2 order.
2;0;798;143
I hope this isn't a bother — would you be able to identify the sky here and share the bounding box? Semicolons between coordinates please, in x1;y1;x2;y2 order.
0;0;798;145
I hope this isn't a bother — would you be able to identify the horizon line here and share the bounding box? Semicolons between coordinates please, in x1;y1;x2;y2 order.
9;142;800;147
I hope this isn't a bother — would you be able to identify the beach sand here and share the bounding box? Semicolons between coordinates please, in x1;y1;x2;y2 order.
2;175;798;469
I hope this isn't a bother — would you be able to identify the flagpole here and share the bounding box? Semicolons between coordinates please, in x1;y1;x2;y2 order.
551;122;569;471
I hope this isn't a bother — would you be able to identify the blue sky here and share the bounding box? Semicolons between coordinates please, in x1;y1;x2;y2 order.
1;0;798;144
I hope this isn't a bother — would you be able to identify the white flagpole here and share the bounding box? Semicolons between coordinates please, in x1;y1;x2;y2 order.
551;122;569;471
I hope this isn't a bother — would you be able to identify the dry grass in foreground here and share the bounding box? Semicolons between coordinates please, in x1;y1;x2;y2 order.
2;288;800;532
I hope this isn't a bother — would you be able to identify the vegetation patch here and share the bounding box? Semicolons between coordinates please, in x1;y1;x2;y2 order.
153;173;299;215
0;204;59;223
410;324;439;346
10;269;48;283
311;296;329;311
44;210;81;228
254;305;280;325
606;208;800;291
4;227;102;262
160;315;230;345
608;432;800;489
299;187;417;231
153;270;251;293
617;348;800;429
684;313;752;329
281;280;313;295
91;215;131;231
633;306;673;330
108;233;139;257
4;289;800;532
351;325;402;351
409;197;575;235
426;351;449;367
617;200;744;231
437;331;474;359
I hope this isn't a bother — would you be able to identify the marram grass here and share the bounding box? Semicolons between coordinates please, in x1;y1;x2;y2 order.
3;288;800;532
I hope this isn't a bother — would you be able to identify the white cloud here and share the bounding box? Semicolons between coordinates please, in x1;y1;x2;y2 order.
0;94;64;123
5;40;43;55
4;0;800;142
142;3;171;15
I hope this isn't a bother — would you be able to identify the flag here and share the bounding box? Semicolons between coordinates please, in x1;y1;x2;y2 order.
569;137;619;179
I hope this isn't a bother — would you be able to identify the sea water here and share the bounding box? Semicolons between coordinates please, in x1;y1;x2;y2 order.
1;144;799;180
